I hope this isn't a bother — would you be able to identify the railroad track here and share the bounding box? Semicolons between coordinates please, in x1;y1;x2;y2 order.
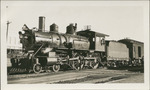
8;67;142;81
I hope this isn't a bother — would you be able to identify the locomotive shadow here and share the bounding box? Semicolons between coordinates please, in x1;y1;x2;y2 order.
127;66;144;73
107;66;144;73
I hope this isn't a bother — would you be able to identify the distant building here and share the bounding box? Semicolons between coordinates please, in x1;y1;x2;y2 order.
7;34;22;50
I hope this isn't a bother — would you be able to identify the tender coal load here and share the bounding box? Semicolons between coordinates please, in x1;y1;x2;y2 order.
50;23;58;33
66;23;77;35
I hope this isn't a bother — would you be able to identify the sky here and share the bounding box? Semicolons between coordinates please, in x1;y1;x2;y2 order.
1;1;148;47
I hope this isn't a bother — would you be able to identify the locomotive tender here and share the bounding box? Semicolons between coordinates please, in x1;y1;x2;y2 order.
9;16;144;74
106;41;129;68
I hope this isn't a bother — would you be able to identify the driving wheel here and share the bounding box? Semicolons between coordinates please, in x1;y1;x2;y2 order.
52;64;60;72
90;60;99;69
72;60;80;70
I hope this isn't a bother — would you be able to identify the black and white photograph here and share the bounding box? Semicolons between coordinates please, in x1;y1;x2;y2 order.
1;0;149;90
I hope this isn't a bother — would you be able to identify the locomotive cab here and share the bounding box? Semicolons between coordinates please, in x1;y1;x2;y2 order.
77;29;109;52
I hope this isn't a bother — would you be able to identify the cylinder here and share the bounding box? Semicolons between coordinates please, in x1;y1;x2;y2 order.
38;16;45;32
47;57;57;65
50;23;58;33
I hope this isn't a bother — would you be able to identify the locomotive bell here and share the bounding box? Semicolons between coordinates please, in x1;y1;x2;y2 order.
50;23;58;33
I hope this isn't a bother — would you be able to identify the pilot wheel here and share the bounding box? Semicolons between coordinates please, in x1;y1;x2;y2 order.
33;63;42;73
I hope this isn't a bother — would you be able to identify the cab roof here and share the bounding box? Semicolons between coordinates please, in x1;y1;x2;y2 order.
77;30;109;37
119;38;144;44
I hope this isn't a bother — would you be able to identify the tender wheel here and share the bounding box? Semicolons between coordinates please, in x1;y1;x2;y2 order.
33;64;42;73
52;64;60;72
90;60;99;69
72;60;80;70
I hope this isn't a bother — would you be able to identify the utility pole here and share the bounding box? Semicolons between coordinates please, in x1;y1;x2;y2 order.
6;21;12;54
6;21;11;40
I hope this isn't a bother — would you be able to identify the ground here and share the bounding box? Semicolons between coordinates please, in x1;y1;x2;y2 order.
8;68;144;84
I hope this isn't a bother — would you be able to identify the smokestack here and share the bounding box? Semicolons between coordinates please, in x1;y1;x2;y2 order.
38;16;45;32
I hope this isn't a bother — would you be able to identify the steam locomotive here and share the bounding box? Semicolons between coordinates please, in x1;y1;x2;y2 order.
8;16;144;74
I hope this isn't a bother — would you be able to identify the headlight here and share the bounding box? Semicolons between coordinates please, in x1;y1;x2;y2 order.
22;31;25;34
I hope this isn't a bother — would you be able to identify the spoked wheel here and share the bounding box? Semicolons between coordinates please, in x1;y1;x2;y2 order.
52;64;60;72
112;62;117;67
90;59;99;69
80;60;85;70
72;60;80;70
33;64;42;74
